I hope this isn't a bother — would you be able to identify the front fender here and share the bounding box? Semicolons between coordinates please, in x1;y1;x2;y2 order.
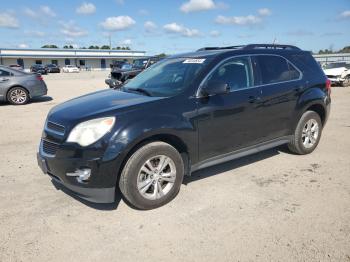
103;114;196;162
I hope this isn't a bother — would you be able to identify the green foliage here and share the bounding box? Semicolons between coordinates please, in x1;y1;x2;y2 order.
41;45;58;48
318;45;350;54
88;45;100;49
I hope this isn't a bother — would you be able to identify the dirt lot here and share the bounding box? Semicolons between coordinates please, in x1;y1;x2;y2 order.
0;71;349;262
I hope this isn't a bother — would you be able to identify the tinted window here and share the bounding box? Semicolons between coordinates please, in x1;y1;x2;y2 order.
207;56;253;91
256;55;300;84
0;69;11;76
288;62;301;80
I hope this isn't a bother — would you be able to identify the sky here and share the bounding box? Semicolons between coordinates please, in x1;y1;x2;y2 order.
0;0;349;55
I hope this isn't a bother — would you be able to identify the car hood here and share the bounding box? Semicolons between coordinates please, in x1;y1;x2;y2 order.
323;67;346;76
48;89;162;125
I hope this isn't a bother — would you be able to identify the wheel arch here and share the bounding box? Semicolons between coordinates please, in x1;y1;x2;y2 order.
114;133;191;188
305;103;326;125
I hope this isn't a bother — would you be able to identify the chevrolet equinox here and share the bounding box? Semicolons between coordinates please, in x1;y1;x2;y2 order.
37;44;331;209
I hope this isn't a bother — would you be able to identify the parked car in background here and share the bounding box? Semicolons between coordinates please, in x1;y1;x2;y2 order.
323;62;350;86
38;44;330;209
46;64;60;73
0;65;47;105
62;65;79;73
105;56;161;88
30;64;48;75
9;64;23;71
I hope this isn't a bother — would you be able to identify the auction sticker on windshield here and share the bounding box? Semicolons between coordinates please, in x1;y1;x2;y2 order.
183;59;206;64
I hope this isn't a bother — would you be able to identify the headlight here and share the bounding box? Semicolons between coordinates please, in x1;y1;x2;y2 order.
67;117;115;146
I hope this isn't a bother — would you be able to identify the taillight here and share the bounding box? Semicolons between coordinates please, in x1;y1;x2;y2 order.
37;75;43;81
326;79;331;95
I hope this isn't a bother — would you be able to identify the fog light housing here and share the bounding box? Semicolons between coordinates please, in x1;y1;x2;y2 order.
66;168;91;183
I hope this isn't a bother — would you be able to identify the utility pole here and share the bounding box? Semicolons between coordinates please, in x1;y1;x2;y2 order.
108;34;112;49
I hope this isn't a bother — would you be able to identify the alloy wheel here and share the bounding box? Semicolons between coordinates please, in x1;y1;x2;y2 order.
137;155;176;200
302;119;319;149
9;89;27;104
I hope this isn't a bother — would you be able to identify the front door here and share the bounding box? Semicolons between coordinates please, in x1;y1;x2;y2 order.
196;56;262;162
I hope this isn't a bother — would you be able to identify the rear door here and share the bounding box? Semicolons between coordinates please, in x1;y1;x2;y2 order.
252;54;303;141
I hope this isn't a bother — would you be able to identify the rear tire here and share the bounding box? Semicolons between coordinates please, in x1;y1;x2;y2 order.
7;87;29;105
119;142;184;210
288;111;322;155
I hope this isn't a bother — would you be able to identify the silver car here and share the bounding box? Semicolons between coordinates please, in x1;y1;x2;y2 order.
0;66;47;105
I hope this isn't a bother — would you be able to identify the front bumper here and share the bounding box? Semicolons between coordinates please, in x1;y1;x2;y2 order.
37;140;118;203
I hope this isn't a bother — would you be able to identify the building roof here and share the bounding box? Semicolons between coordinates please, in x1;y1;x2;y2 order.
0;48;146;59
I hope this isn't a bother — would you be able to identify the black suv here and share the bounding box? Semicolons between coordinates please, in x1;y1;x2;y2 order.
37;44;331;210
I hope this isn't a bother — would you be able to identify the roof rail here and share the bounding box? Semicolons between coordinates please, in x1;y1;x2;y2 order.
243;44;301;50
197;44;301;52
196;45;245;51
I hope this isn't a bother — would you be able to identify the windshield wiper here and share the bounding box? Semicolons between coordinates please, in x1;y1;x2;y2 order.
127;88;152;96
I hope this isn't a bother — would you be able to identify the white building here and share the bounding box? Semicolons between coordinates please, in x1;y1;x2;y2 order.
313;53;350;64
0;48;147;71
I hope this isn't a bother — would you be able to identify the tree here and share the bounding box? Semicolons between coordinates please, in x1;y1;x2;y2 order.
63;45;74;49
100;45;111;49
339;46;350;53
41;44;58;48
155;53;167;58
88;45;99;49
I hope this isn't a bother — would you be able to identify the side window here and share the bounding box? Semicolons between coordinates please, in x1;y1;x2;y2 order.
256;55;300;84
207;56;253;91
0;69;11;77
288;62;301;80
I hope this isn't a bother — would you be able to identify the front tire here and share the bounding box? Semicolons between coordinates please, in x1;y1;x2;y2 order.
7;87;29;105
288;111;322;155
119;142;184;210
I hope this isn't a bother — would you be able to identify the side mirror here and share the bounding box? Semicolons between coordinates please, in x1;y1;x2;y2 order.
200;80;230;97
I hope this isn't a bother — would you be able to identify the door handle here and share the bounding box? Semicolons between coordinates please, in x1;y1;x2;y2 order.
248;96;261;103
0;78;9;82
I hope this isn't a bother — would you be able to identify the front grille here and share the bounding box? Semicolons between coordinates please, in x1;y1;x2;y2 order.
326;75;337;79
47;121;65;134
42;140;60;155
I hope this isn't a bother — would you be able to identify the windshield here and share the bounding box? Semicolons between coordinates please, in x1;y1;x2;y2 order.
121;64;133;70
324;63;347;69
133;59;147;69
123;57;209;97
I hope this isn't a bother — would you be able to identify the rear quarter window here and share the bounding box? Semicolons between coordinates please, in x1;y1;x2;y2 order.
0;69;12;77
255;55;301;85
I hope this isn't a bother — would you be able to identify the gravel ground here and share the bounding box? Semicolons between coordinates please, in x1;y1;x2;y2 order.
0;71;349;262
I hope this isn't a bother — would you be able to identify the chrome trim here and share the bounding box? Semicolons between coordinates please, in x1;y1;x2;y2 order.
196;54;303;98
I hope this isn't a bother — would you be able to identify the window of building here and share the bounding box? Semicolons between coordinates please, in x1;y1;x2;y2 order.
101;59;106;69
65;59;70;65
17;58;24;67
35;60;42;65
79;60;86;66
52;60;58;65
